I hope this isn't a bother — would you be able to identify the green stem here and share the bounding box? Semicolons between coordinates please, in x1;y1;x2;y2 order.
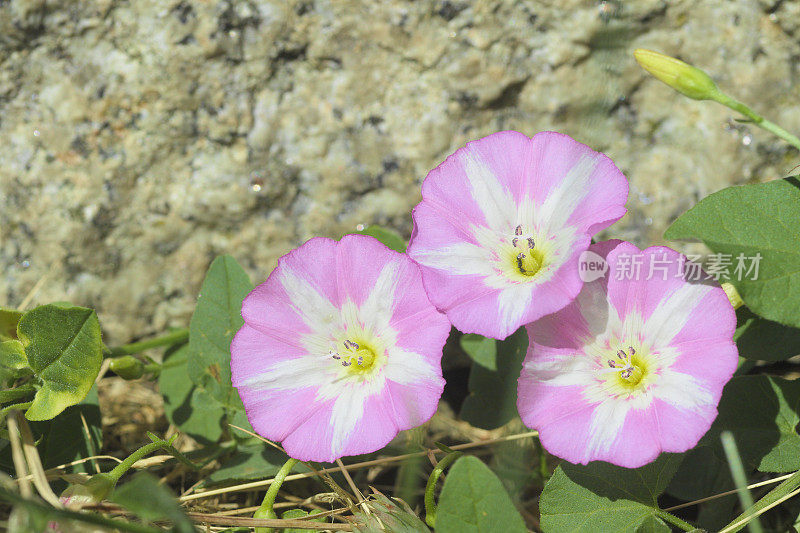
254;457;300;533
107;440;170;483
656;509;697;532
722;431;764;533
713;93;800;151
107;328;189;357
143;362;161;373
145;431;201;470
536;437;549;482
424;451;463;528
0;384;36;404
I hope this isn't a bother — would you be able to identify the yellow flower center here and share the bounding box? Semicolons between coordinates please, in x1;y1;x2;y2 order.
602;346;653;394
329;339;379;374
504;225;544;279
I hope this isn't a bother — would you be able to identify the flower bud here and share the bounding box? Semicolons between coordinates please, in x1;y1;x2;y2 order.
721;282;744;310
59;473;115;509
109;355;145;380
633;49;721;101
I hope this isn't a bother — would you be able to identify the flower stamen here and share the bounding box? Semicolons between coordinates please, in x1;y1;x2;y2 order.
331;338;378;372
604;346;646;387
509;225;541;277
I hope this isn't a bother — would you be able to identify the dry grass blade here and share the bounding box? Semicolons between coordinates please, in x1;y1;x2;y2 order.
15;455;123;483
180;430;539;503
228;422;359;513
19;270;50;310
79;412;101;474
337;457;369;516
719;486;800;533
15;412;61;506
663;473;796;512
228;423;285;452
186;512;358;530
6;412;32;498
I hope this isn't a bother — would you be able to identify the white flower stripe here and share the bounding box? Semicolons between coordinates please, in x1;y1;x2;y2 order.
277;265;340;335
585;399;632;458
536;153;599;234
642;282;714;348
462;149;518;231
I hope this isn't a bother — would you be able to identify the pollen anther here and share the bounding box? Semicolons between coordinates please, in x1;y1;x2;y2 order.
344;340;359;350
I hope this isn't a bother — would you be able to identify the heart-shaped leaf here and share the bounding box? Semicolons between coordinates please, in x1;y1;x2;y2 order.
700;375;800;473
160;343;225;444
665;177;800;328
0;308;22;339
111;472;195;533
539;454;682;532
17;303;103;421
187;255;253;410
353;225;407;252
460;334;497;370
207;444;300;484
460;328;527;430
33;387;103;473
734;308;800;361
436;455;527;533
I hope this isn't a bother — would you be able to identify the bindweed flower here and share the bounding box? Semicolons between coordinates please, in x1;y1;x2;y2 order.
517;241;738;468
407;131;628;339
231;235;451;462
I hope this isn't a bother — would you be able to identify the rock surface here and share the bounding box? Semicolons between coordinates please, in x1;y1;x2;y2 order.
1;0;798;342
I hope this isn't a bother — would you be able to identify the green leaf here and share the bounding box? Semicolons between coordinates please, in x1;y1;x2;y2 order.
668;375;800;528
0;340;28;370
436;455;526;533
355;491;430;533
0;308;22;339
17;304;103;421
33;387;102;472
187;255;253;410
734;307;800;361
539;454;682;533
460;328;527;430
207;444;298;484
159;344;225;444
460;334;497;370
723;470;800;533
664;177;800;328
0;339;29;389
110;472;196;533
667;375;800;532
635;515;671;533
701;375;800;473
353;225;406;252
281;508;326;532
668;444;733;501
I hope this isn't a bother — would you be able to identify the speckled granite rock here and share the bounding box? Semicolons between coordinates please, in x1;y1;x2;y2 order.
1;0;798;342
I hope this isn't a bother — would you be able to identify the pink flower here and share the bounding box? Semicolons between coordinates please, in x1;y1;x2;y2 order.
517;241;738;468
231;235;450;462
407;131;629;339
